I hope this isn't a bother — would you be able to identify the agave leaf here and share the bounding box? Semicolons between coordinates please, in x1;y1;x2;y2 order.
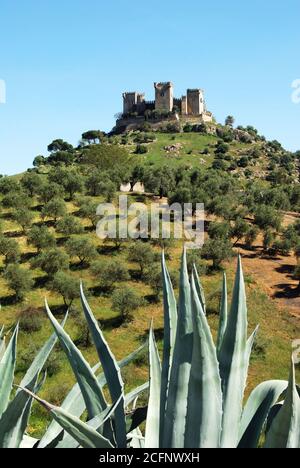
56;395;124;449
217;272;227;354
0;372;39;448
45;300;107;420
185;274;223;448
159;253;177;446
0;325;18;418
39;344;146;448
238;380;288;448
219;256;250;448
20;435;39;449
128;428;145;448
0;326;5;362
125;382;149;408
21;389;114;449
80;284;127;448
265;360;300;448
18;314;68;392
164;249;193;448
192;264;206;313
145;324;161;448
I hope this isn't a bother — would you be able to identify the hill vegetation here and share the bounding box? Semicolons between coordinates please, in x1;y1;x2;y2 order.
0;117;299;435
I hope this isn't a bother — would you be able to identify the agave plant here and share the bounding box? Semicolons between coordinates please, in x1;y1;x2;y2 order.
0;310;147;449
142;252;300;448
0;252;299;448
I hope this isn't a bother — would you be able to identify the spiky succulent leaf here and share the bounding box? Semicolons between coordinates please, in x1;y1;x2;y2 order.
145;324;161;448
159;253;177;445
238;380;288;448
164;249;193;448
265;361;300;448
218;256;249;448
0;326;5;361
39;344;146;448
80;284;127;448
217;272;228;354
192;264;206;314
0;325;18;418
45;300;107;420
125;382;149;408
0;373;39;448
19;314;68;392
184;274;222;448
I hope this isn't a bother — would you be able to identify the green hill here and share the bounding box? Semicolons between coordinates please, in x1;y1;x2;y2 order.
0;122;299;436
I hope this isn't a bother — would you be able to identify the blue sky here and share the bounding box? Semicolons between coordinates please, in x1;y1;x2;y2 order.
0;0;299;174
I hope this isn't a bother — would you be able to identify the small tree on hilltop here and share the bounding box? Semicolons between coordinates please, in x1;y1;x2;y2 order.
4;264;34;301
225;116;235;128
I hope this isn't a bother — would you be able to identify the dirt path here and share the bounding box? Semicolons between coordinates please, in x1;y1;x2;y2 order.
240;213;300;318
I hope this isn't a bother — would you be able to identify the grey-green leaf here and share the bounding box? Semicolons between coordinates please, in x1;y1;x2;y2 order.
217;272;227;355
145;324;161;448
45;300;107;420
238;380;288;448
185;274;222;448
264;360;300;448
159;252;177;445
164;249;193;448
0;373;39;448
80;284;127;448
0;325;18;418
219;256;249;448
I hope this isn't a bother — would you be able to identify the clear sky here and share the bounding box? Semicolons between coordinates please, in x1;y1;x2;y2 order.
0;0;299;175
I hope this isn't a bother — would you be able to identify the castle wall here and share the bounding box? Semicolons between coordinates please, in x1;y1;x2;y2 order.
187;89;205;115
181;96;187;115
154;82;174;112
123;92;137;114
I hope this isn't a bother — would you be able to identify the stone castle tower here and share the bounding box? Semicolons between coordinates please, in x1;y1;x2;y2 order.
122;81;212;121
154;82;174;112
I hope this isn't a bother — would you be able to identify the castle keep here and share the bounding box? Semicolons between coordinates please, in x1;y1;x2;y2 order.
122;82;212;121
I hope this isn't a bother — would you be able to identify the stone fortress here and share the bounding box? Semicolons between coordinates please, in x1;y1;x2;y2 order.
119;82;213;128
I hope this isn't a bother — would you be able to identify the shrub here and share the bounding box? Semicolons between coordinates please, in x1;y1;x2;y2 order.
18;307;44;332
4;264;34;301
112;287;141;322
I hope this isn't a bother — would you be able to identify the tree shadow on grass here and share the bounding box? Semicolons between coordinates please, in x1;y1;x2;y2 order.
275;264;295;277
20;252;37;263
273;283;300;300
0;294;19;306
4;230;24;238
70;261;90;271
33;275;49;289
100;315;124;330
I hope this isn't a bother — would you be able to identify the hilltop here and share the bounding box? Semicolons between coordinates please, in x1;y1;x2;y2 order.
0;120;299;436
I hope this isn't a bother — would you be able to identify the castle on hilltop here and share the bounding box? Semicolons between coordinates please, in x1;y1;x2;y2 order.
122;82;213;122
